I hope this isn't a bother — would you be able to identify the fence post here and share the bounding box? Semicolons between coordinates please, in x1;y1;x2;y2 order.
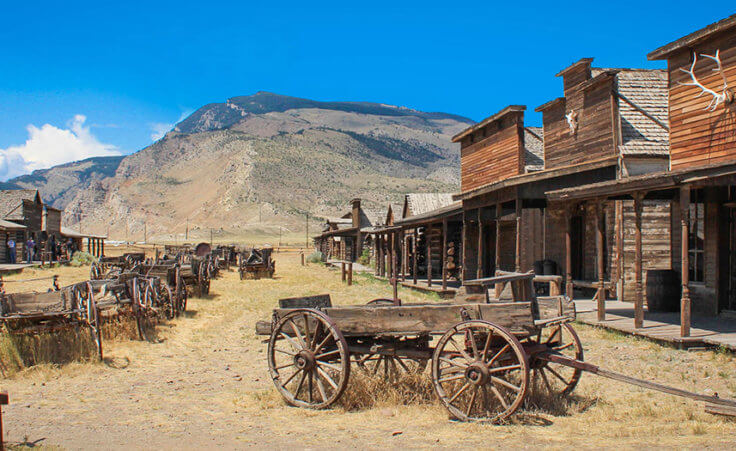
341;262;346;282
301;252;305;266
347;262;353;286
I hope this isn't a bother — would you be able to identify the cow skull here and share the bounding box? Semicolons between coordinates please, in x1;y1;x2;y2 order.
565;110;578;135
679;49;734;112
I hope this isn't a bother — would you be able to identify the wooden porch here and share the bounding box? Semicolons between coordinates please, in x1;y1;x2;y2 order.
399;278;460;298
575;299;736;351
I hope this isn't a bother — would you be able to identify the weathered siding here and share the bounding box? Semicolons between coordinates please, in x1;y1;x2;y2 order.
460;117;523;192
621;200;673;303
668;31;736;169
543;78;617;169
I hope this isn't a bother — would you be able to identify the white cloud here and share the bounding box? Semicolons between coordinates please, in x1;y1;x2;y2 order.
149;110;193;142
0;115;121;181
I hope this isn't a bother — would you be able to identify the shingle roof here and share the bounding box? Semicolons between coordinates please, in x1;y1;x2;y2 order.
614;69;669;157
405;193;455;217
524;127;545;172
361;209;385;227
0;189;41;220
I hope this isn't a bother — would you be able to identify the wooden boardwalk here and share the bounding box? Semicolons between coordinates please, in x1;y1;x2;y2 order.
575;299;736;351
400;279;459;298
0;263;41;274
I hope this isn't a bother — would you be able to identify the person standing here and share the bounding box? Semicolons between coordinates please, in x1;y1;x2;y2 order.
26;236;35;263
7;237;16;264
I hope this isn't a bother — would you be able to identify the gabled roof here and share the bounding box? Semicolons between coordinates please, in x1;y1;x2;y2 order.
614;69;669;157
524;127;544;172
404;193;455;217
648;14;736;60
0;189;42;220
452;105;525;142
0;219;26;230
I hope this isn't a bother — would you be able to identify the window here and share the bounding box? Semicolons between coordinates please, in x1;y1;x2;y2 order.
688;191;705;283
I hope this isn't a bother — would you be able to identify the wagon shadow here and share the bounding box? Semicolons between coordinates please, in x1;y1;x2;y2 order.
183;310;199;318
12;436;46;448
103;356;130;369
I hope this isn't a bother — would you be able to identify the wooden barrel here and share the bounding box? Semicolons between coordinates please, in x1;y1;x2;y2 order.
646;269;681;312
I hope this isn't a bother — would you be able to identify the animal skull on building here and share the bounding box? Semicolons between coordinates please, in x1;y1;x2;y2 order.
565;110;579;135
679;49;734;112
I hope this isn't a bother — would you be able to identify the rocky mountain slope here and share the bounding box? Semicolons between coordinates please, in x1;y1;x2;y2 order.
13;92;470;240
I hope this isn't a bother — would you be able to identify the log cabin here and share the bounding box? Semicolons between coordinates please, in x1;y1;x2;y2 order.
547;14;736;336
314;199;381;262
453;60;671;307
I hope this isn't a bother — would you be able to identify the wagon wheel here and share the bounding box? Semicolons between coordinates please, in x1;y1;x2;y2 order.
90;263;103;280
268;309;350;409
366;298;397;306
175;270;187;315
135;281;157;342
85;286;103;361
527;323;583;399
432;320;530;423
198;262;210;296
160;284;176;320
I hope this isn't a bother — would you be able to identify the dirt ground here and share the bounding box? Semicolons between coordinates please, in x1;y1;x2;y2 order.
2;254;736;449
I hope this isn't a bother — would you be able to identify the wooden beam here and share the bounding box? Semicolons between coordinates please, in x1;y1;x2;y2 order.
680;186;691;337
495;203;502;272
442;218;448;290
515;199;522;272
634;193;644;329
375;235;381;276
426;226;433;288
412;232;418;285
565;207;574;299
477;208;484;279
596;201;606;322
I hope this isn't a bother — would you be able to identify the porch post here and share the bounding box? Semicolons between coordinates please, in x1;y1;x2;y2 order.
442;218;448;290
495;203;502;273
101;239;105;257
412;231;418;285
634;193;644;329
596;200;606;322
477;208;484;279
375;235;381;275
680;186;691;337
427;225;433;287
515;199;522;272
565;207;574;298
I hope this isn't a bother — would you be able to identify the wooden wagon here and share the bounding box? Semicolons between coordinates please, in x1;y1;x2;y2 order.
179;257;211;296
0;281;103;360
256;272;736;421
239;248;275;280
90;253;146;280
136;263;188;318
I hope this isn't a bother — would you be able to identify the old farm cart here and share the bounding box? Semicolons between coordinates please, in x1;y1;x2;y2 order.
256;272;736;421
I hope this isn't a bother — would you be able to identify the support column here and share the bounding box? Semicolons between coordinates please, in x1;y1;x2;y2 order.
596;201;606;322
442;218;448;290
427;225;433;288
565;208;574;299
495;203;502;274
412;232;418;285
680;186;691;337
515;199;522;272
477;208;484;279
101;240;105;257
634;193;644;329
402;230;408;281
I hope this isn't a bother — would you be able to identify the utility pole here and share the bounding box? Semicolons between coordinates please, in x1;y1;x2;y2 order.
305;213;309;249
210;228;213;246
144;222;147;243
259;205;263;223
279;227;282;247
185;217;189;241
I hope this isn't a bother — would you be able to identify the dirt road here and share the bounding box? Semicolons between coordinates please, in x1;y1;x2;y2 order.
3;255;736;449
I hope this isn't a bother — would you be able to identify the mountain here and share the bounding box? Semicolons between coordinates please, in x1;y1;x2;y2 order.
1;156;124;208
22;92;471;240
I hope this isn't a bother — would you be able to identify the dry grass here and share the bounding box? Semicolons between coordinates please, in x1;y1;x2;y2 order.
1;254;736;448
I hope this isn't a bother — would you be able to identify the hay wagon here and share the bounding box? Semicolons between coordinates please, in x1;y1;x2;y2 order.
0;281;103;360
256;272;736;422
239;248;275;280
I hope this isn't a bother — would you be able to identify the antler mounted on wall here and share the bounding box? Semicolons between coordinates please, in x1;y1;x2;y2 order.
679;49;734;112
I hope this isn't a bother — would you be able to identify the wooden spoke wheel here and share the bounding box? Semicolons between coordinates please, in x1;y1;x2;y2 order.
198;263;210;296
90;263;103;280
268;309;350;409
175;272;187;315
528;323;583;398
432;320;529;423
160;284;176;320
134;281;157;342
366;298;397;306
72;282;103;360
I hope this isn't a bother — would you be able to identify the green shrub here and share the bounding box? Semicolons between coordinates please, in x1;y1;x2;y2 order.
70;251;97;267
358;248;371;266
306;251;324;263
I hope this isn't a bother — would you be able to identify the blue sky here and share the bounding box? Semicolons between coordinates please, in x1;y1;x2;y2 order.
0;1;733;179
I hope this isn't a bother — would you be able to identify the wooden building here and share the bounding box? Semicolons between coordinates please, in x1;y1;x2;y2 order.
547;14;736;336
0;190;44;238
454;61;671;304
314;199;379;262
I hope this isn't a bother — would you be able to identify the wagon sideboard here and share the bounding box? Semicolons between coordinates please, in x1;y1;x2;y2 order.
257;297;574;337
